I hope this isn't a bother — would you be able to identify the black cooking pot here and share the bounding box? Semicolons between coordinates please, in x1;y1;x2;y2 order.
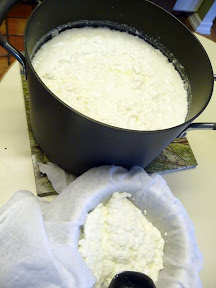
0;0;215;175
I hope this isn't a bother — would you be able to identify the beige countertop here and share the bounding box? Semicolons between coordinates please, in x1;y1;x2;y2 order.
0;34;215;287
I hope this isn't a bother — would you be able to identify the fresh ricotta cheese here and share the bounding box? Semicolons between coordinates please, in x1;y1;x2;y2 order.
32;27;188;130
78;192;165;288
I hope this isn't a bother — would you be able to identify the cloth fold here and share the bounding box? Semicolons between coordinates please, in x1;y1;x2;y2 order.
0;165;203;288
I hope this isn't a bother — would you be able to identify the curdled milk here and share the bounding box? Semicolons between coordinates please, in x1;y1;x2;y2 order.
32;27;188;130
79;192;165;288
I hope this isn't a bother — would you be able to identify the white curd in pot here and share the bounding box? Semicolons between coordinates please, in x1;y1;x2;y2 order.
32;27;188;130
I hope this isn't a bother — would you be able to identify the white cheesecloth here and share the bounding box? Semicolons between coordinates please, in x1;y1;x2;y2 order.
0;164;203;288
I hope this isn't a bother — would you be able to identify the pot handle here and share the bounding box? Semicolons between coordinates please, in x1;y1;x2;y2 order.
0;0;27;73
188;122;216;130
178;122;216;138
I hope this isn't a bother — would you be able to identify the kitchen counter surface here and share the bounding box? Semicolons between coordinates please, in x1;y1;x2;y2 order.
0;34;215;287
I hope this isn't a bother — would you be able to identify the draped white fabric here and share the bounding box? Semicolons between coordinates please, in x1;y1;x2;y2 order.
0;165;202;288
